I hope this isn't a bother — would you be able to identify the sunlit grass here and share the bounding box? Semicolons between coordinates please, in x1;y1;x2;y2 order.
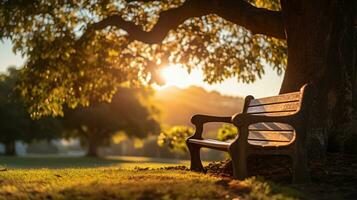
0;156;299;200
0;168;298;200
0;168;229;200
0;155;189;169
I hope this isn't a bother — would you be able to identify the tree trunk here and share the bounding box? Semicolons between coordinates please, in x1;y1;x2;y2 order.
86;137;99;157
280;0;357;158
4;141;16;156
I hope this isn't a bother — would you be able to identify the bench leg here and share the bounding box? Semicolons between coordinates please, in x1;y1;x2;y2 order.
292;148;310;183
229;143;248;180
187;143;204;172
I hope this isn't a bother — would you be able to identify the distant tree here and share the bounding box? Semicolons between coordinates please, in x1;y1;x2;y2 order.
217;124;237;142
0;68;62;155
62;87;160;157
158;126;194;154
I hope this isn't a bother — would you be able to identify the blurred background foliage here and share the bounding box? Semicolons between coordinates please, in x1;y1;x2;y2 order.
217;124;238;142
158;124;238;154
0;67;160;156
0;67;63;155
0;67;245;158
61;87;160;156
157;126;193;154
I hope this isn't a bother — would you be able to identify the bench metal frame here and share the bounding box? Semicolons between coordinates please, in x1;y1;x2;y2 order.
186;84;312;183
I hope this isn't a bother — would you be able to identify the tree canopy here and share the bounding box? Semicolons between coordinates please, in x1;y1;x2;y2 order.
0;0;286;118
0;67;63;155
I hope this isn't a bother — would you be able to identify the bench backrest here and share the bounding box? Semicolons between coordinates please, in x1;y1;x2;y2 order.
246;91;301;116
243;84;309;146
247;122;295;146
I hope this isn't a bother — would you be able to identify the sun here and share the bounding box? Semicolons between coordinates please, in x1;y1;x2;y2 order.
158;64;201;89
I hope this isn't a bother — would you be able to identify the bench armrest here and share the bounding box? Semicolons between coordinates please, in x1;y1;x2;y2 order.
191;114;232;125
188;114;233;139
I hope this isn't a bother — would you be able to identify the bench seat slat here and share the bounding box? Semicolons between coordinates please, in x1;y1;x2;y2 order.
188;137;293;149
189;130;294;149
188;139;230;150
248;140;291;147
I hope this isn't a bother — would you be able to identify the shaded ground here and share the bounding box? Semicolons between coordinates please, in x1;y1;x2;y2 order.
206;153;357;200
300;154;357;200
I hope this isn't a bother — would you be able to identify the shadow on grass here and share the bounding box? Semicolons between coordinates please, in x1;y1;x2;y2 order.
0;155;186;169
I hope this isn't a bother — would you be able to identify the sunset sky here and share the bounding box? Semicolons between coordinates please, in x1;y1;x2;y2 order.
0;39;284;98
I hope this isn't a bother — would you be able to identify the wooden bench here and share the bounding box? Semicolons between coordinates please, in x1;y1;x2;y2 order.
186;84;312;183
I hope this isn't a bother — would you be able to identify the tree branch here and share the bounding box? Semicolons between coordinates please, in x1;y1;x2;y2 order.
79;0;285;45
212;0;285;39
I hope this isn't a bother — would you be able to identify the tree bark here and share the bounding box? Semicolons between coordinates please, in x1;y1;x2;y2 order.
280;0;357;158
4;141;16;156
86;135;99;157
86;140;99;157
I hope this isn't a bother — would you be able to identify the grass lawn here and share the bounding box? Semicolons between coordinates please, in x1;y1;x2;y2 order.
0;155;187;169
0;156;299;200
